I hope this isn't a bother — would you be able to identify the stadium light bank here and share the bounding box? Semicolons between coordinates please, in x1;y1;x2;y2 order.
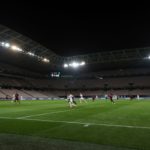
0;41;50;63
63;61;85;68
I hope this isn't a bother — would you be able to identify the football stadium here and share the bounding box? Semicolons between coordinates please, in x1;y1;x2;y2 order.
0;10;150;149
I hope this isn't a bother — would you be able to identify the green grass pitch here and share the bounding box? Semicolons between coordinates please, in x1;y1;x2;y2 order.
0;99;150;150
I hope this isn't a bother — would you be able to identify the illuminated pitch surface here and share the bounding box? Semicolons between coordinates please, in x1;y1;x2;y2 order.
0;100;150;150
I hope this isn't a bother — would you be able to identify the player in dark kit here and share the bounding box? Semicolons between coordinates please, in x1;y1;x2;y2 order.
92;96;95;102
108;93;115;104
14;92;20;104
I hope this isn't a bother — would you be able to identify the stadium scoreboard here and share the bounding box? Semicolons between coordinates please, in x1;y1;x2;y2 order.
50;72;61;78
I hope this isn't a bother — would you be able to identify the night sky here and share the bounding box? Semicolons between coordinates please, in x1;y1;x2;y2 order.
0;3;150;56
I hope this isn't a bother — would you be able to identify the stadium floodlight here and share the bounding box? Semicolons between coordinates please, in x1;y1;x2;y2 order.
27;52;35;56
17;48;23;52
80;61;85;66
148;55;150;59
71;62;79;68
1;42;5;46
43;58;50;63
11;45;23;52
63;61;86;69
4;43;10;48
11;45;18;50
64;64;68;67
0;41;51;64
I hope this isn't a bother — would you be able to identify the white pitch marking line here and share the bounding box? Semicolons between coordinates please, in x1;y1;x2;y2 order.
17;110;71;119
0;117;150;130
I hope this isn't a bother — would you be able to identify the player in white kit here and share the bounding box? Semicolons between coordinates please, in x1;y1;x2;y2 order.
79;93;87;103
68;94;76;108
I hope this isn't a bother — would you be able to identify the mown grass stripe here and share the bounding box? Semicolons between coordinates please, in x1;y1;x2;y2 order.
0;117;150;129
17;110;71;119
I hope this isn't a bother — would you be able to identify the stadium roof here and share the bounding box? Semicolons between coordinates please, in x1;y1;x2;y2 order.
0;25;62;64
1;24;150;73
